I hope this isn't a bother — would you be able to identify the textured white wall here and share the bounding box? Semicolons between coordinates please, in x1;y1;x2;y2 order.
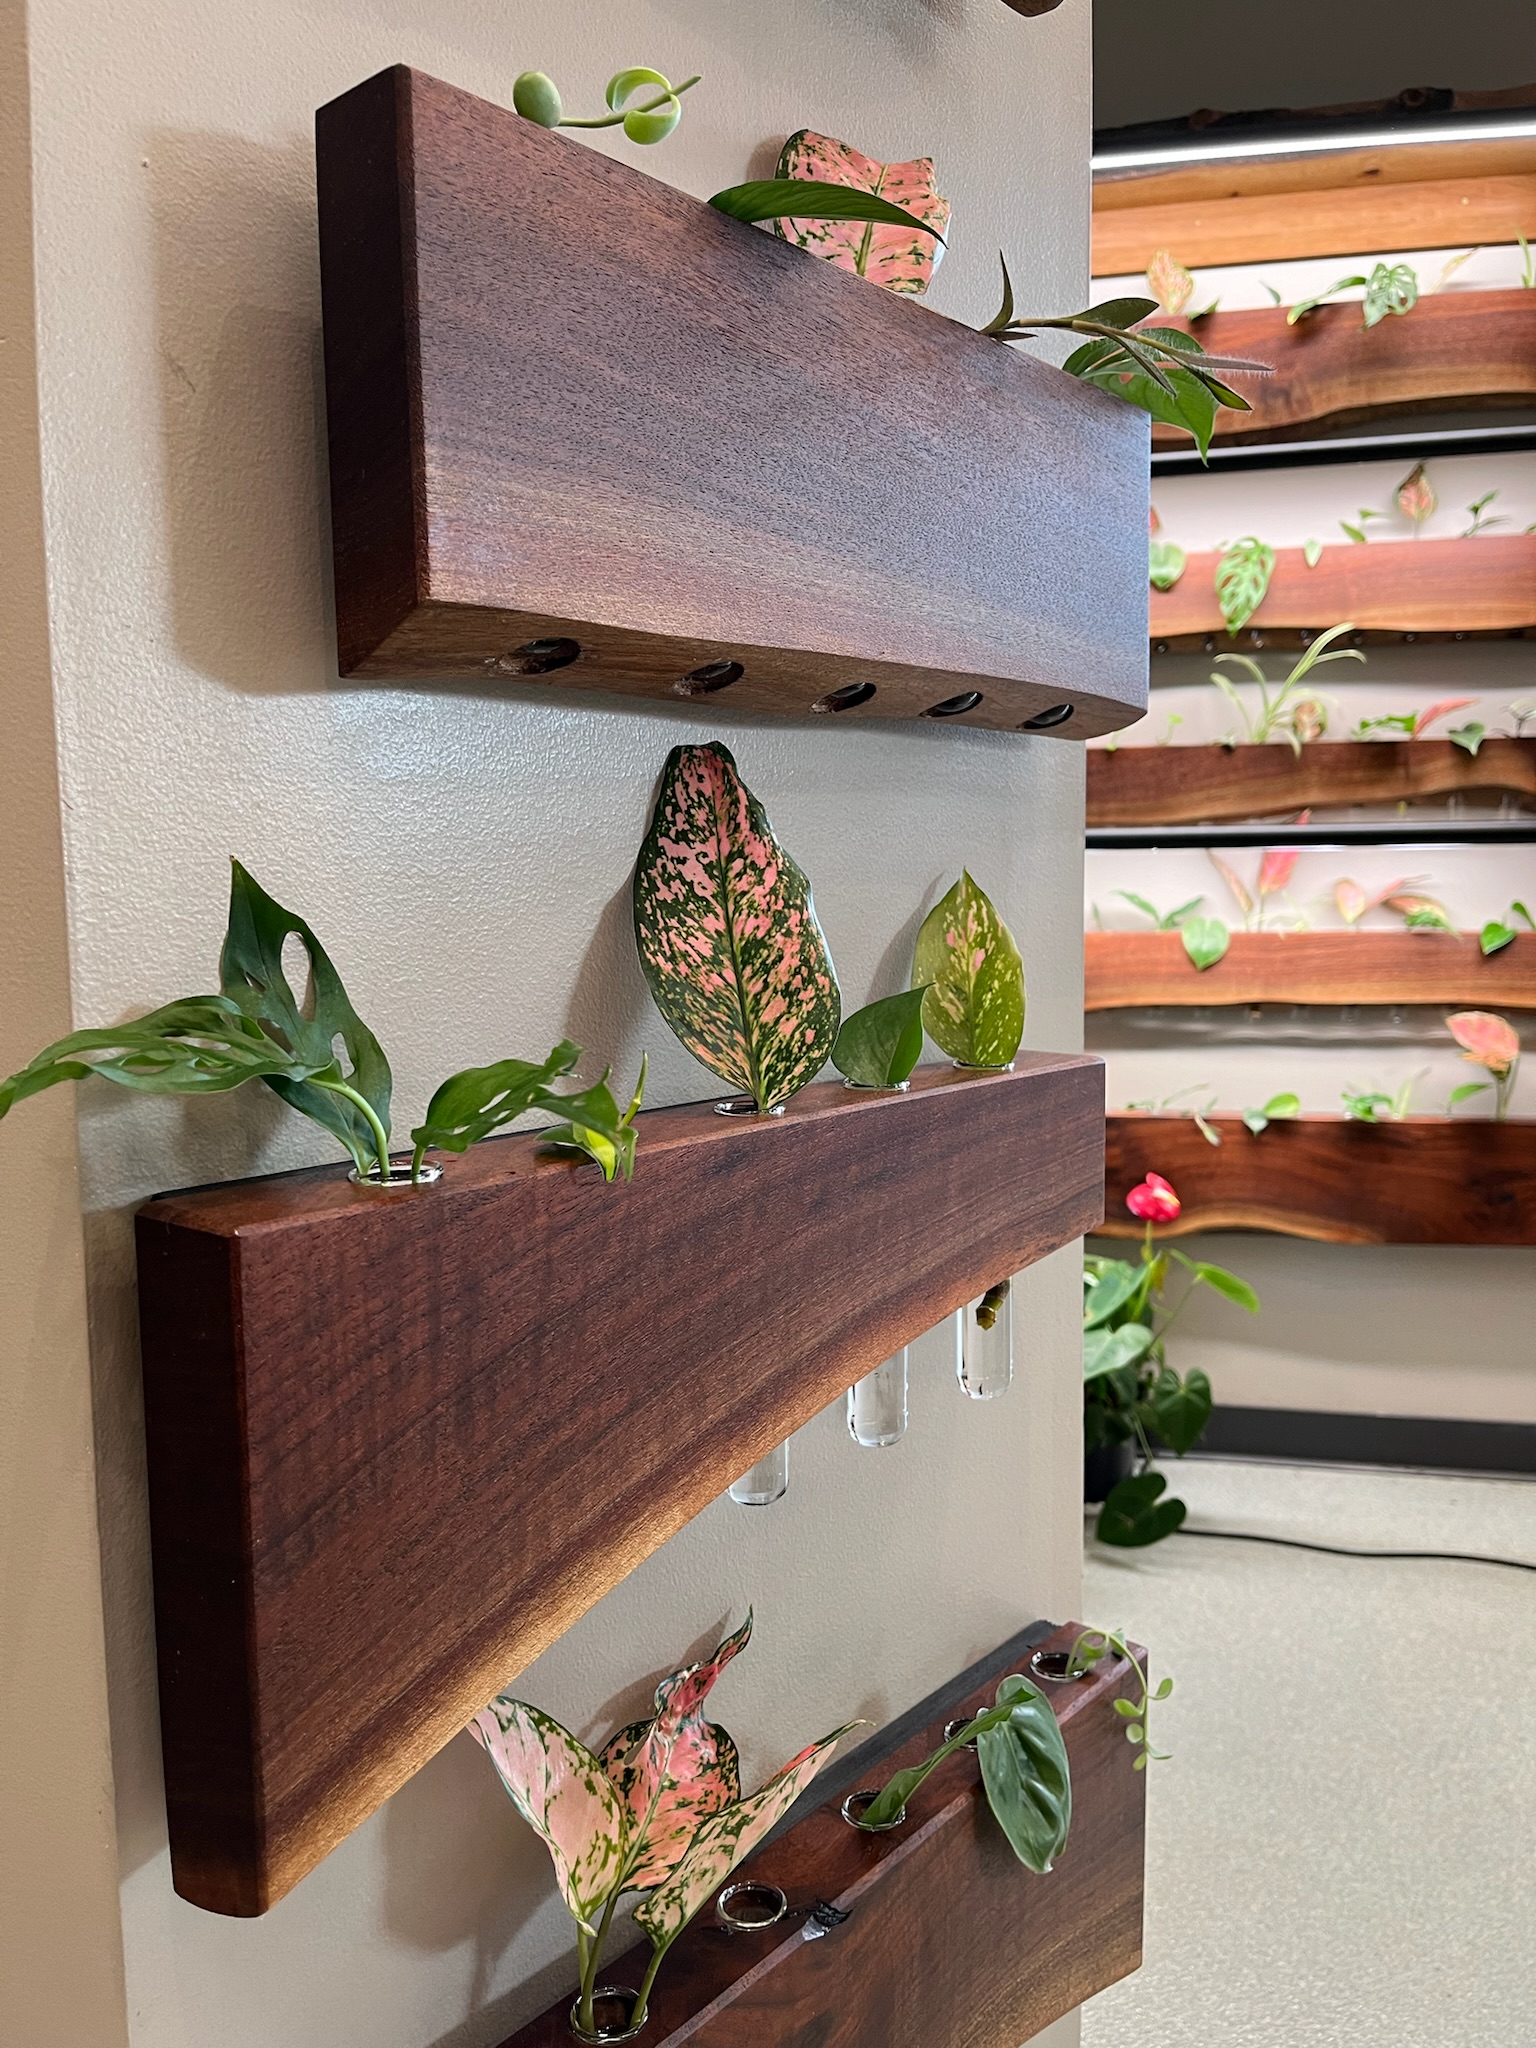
10;2;1101;2044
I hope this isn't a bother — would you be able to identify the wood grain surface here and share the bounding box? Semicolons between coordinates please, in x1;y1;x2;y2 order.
136;1058;1106;1917
494;1620;1145;2048
316;67;1148;737
1148;536;1536;648
1085;931;1536;1009
1086;737;1536;825
1148;292;1536;446
1102;1112;1536;1243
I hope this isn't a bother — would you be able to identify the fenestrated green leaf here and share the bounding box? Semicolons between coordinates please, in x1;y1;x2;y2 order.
1146;1365;1213;1455
467;1697;627;1936
911;871;1024;1069
975;1673;1072;1873
633;744;841;1113
832;987;928;1087
1083;1261;1142;1329
0;996;316;1122
633;1723;857;1955
1096;1469;1188;1548
219;860;393;1174
1085;1322;1155;1380
1216;535;1275;634
1181;916;1230;971
709;178;945;249
411;1040;625;1176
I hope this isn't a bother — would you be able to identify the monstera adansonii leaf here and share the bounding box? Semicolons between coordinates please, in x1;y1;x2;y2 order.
770;128;950;295
633;743;841;1113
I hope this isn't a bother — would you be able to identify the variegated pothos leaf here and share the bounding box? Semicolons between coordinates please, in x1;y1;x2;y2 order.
633;744;841;1112
599;1614;752;1891
467;1698;626;1934
633;1724;859;1954
911;871;1025;1068
771;129;949;294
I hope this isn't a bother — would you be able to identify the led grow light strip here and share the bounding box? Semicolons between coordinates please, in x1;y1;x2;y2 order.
1093;116;1536;174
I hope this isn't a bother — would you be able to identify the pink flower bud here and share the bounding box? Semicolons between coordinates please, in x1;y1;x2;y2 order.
1126;1171;1181;1223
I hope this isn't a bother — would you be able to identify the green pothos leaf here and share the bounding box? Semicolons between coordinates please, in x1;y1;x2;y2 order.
911;872;1024;1068
976;1673;1072;1873
832;987;929;1086
1096;1469;1188;1548
1181;916;1230;971
633;744;841;1112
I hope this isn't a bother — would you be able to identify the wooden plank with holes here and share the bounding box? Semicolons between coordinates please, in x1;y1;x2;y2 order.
135;1058;1106;1917
1085;931;1536;1010
494;1620;1146;2048
1086;738;1536;826
1148;535;1536;649
1102;1112;1536;1244
1148;292;1536;446
316;67;1148;737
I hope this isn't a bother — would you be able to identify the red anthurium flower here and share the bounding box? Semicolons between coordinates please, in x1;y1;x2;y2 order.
1126;1171;1181;1223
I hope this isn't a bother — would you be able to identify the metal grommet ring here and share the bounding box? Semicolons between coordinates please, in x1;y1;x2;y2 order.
715;1880;788;1933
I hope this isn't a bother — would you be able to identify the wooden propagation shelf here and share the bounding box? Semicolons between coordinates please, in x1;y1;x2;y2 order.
1148;292;1536;448
136;1057;1105;1916
1092;136;1536;273
1086;737;1536;826
1148;535;1536;649
1102;1112;1536;1244
316;67;1148;737
1085;930;1536;1010
495;1621;1145;2048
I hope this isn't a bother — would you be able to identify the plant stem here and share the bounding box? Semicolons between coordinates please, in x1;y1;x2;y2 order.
561;76;700;127
632;1940;672;2029
317;1079;392;1179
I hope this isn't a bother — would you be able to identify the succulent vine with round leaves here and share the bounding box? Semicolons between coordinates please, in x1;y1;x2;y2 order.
512;65;701;144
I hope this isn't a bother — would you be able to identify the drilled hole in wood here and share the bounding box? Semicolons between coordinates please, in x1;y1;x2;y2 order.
810;682;878;714
484;637;581;677
942;1717;979;1750
841;1788;905;1831
923;691;984;718
1020;702;1074;732
568;1989;645;2043
672;659;744;698
715;1881;788;1932
1029;1648;1090;1685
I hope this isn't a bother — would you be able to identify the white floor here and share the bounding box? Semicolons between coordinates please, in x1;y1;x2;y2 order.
1079;1459;1536;2048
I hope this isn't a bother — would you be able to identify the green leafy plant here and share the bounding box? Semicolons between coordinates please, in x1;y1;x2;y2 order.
1124;1084;1223;1148
981;271;1268;458
1463;490;1507;537
1180;916;1230;971
1209;621;1362;752
832;987;929;1088
1341;1073;1422;1122
911;871;1024;1069
1521;235;1536;290
710;178;944;252
1350;696;1477;744
852;1672;1071;1870
1303;537;1324;568
1084;1172;1257;1546
0;862;629;1187
633;743;841;1114
1215;535;1275;635
1243;1091;1300;1136
1149;509;1186;591
512;65;701;144
1114;890;1205;931
1287;261;1418;327
763;130;950;295
469;1615;858;2038
1480;902;1534;955
1064;1630;1172;1770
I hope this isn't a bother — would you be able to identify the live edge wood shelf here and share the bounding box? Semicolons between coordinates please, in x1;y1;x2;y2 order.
496;1621;1144;2048
1085;931;1536;1010
1148;292;1536;448
1103;1113;1536;1244
1149;536;1536;651
135;1057;1104;1917
315;66;1148;738
1087;738;1536;826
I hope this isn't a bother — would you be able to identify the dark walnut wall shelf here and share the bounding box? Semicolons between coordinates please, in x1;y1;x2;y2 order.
316;66;1148;737
1087;738;1536;826
495;1621;1145;2048
1149;536;1536;650
1085;930;1536;1010
136;1057;1105;1916
1102;1112;1536;1244
1148;292;1536;448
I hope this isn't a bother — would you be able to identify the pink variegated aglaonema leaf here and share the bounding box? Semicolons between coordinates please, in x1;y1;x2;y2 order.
1257;848;1298;898
1447;1010;1521;1075
633;1723;861;1958
468;1697;627;1934
599;1613;752;1891
1414;697;1478;737
1146;248;1195;319
1335;880;1368;925
633;744;841;1113
771;129;949;295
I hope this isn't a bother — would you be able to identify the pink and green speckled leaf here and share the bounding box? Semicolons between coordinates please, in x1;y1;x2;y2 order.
599;1614;751;1891
771;129;949;295
633;744;841;1113
911;871;1025;1069
633;1723;861;1954
1447;1010;1521;1075
468;1697;626;1934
